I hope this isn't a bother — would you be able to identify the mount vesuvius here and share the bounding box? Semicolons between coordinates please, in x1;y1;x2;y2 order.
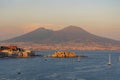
3;26;120;50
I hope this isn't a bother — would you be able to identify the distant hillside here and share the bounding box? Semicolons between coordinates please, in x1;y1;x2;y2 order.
5;27;54;43
4;26;120;47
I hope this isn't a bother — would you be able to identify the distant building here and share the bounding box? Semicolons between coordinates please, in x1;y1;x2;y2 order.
0;46;35;58
51;51;76;58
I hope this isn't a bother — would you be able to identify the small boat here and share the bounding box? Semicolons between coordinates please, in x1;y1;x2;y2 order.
44;58;47;61
108;54;112;65
77;56;80;62
17;72;21;75
118;56;120;62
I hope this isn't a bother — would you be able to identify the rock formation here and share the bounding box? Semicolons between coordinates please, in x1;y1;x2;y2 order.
51;51;76;58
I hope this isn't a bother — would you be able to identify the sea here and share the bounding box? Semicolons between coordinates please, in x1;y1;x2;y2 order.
0;50;120;80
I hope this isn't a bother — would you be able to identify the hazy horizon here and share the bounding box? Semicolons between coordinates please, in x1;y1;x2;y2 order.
0;0;120;41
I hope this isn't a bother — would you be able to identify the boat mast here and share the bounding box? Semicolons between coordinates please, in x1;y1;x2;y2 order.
78;56;80;62
108;54;111;65
119;56;120;62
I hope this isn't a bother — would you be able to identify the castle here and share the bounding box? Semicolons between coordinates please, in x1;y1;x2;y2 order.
0;46;35;58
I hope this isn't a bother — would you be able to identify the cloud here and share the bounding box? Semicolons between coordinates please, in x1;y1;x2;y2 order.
0;26;24;40
0;24;65;40
22;23;65;32
0;24;120;41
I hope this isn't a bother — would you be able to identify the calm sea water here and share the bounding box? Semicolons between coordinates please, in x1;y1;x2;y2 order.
0;50;120;80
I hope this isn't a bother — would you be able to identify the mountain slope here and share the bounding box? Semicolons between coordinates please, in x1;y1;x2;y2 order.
4;25;120;46
5;28;54;43
48;26;120;45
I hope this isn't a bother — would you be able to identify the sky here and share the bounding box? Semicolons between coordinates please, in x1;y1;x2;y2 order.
0;0;120;41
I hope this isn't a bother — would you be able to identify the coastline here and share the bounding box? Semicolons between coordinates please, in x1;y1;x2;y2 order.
0;42;120;51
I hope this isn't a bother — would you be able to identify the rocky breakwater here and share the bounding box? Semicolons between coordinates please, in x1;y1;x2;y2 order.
0;46;35;58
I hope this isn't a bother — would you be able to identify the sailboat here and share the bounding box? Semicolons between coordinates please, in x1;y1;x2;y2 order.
77;56;80;62
118;56;120;62
108;54;112;65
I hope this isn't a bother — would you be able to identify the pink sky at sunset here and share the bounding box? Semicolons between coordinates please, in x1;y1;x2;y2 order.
0;0;120;41
0;24;120;41
0;24;64;40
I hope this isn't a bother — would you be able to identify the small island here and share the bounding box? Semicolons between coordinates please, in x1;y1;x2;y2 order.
51;51;76;58
50;51;87;58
